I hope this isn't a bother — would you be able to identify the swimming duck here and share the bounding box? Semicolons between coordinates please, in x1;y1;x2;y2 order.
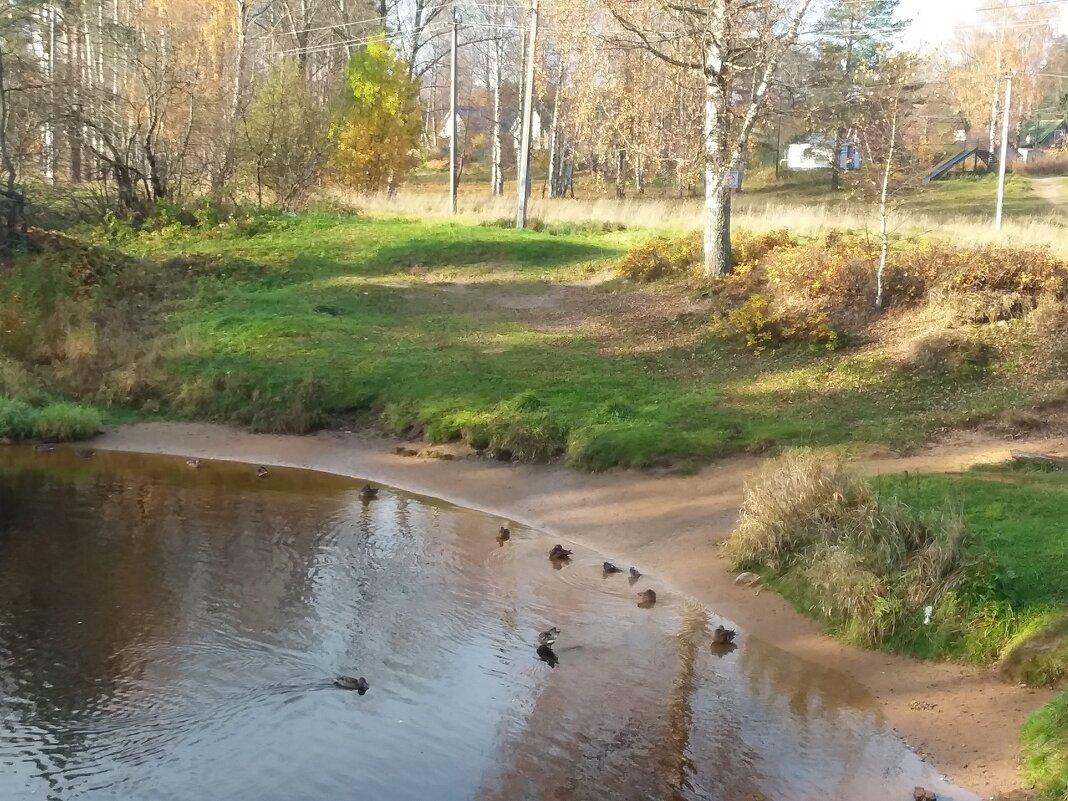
77;448;96;459
537;626;560;647
912;788;936;801
637;589;657;607
548;544;572;561
32;443;54;454
497;526;511;542
359;484;379;502
629;567;642;579
712;625;736;645
334;675;369;694
186;458;201;469
256;465;269;478
603;561;622;574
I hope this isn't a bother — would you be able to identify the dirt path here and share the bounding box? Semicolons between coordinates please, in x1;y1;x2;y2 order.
1029;177;1068;215
91;424;1068;799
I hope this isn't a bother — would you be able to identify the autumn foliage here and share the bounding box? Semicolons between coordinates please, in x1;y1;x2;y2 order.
334;38;423;193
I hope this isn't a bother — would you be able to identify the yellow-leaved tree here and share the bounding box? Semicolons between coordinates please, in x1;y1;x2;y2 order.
334;38;422;193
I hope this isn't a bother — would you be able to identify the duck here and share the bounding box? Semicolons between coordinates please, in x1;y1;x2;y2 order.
256;465;269;478
537;626;560;647
629;567;642;579
359;484;379;502
497;526;511;542
536;644;559;668
334;675;369;694
548;544;572;561
186;458;201;469
603;561;622;574
637;589;657;607
712;625;736;645
912;788;937;801
77;448;96;459
32;443;54;454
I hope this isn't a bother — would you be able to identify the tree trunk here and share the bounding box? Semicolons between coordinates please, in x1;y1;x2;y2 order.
988;73;1001;152
615;148;625;198
634;155;644;194
875;102;897;311
490;49;503;195
702;78;731;278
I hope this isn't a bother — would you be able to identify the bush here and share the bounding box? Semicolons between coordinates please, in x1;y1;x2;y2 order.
616;229;798;282
33;402;103;441
616;236;699;281
0;396;36;439
723;451;988;650
713;294;838;353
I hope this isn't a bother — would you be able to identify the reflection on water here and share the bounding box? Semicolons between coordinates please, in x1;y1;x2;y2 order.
0;448;976;801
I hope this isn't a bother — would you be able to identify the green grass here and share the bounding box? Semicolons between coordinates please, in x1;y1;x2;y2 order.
873;468;1068;609
0;396;103;442
2;212;1067;467
1023;690;1068;801
737;171;1052;218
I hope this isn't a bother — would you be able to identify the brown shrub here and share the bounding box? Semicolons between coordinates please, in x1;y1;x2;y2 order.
901;331;994;372
713;294;838;353
616;229;799;282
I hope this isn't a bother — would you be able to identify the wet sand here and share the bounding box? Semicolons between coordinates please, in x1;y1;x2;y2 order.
91;423;1068;799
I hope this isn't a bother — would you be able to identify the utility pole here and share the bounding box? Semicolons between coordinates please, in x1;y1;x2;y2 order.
515;0;539;229
995;74;1012;230
449;8;459;215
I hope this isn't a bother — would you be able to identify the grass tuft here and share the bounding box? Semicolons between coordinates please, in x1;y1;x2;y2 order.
33;401;103;442
724;451;1019;656
0;397;36;439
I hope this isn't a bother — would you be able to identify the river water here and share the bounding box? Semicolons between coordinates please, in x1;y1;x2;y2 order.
0;448;976;801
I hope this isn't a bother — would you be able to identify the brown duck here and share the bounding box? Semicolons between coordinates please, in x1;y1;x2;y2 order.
497;526;511;542
359;484;379;502
712;625;736;645
334;675;370;694
548;544;572;561
637;589;657;607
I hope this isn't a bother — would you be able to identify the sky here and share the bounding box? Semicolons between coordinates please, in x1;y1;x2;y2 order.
896;0;1068;51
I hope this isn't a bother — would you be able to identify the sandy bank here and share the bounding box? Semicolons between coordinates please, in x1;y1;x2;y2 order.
92;423;1068;799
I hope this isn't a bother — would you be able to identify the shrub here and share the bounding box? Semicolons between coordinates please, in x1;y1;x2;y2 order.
900;331;993;373
616;237;698;281
0;396;36;440
731;229;797;273
723;451;983;649
713;294;838;353
616;229;797;282
33;401;103;441
764;230;877;306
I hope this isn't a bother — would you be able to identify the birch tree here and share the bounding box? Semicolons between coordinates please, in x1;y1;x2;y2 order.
854;54;924;310
605;0;814;277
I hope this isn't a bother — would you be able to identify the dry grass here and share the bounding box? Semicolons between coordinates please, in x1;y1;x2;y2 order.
332;187;1068;255
724;451;980;650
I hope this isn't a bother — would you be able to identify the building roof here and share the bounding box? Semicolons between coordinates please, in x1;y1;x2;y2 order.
1021;119;1068;146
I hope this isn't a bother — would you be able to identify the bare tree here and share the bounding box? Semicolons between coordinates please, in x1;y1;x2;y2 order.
854;54;924;310
605;0;814;277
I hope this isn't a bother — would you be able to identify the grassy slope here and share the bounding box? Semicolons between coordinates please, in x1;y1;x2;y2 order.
872;464;1068;801
89;212;1055;468
873;466;1068;610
